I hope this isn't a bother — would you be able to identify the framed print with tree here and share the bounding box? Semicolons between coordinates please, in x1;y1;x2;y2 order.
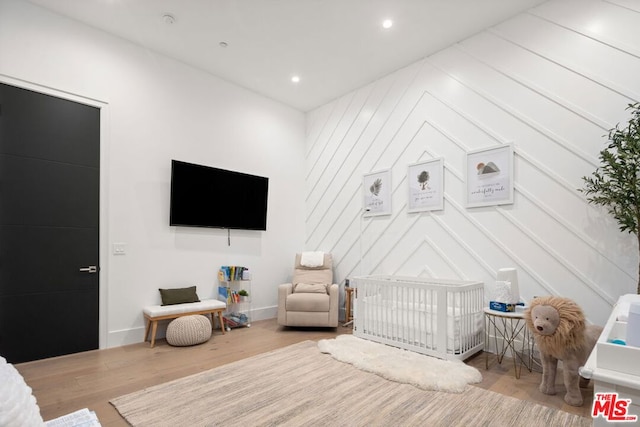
465;143;514;208
363;169;392;216
407;158;444;212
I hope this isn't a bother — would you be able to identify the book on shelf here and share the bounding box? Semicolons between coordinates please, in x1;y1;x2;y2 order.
217;286;244;304
218;265;247;281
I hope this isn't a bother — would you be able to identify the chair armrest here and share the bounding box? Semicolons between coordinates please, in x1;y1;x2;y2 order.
277;283;293;325
328;284;339;304
328;284;339;327
328;283;339;297
279;283;293;296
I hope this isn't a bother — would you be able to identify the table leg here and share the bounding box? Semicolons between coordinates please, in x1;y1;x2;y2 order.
484;312;531;379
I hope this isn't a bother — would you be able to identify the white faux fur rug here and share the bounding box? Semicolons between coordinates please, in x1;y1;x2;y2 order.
318;334;482;393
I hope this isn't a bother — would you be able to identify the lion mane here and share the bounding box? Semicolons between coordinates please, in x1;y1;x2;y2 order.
524;295;586;357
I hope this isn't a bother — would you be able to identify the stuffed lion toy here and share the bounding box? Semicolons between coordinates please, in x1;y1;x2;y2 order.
524;296;603;406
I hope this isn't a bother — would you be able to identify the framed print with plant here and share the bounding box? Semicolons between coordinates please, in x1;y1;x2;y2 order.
363;169;392;216
465;143;514;208
407;158;444;212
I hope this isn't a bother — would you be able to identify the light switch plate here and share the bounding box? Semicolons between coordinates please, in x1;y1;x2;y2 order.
113;243;127;255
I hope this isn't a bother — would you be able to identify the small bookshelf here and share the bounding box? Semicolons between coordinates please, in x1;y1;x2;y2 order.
217;266;251;330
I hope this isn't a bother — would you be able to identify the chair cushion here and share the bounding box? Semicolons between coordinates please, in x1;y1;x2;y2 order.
293;269;332;287
143;299;226;317
166;315;212;346
293;283;328;294
159;286;200;306
286;293;330;312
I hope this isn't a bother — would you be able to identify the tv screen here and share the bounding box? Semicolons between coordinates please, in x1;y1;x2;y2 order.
170;160;269;230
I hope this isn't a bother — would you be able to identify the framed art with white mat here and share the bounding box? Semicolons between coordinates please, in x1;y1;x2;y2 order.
363;169;391;217
407;158;443;212
465;143;514;208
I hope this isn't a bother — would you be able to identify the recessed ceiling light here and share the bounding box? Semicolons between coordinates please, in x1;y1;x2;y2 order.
291;75;300;84
162;14;176;25
382;19;393;29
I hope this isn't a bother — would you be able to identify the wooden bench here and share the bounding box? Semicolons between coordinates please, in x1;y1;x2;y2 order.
143;299;226;347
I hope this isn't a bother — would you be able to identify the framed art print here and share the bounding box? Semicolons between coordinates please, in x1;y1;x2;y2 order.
465;143;514;208
407;158;444;212
363;169;391;216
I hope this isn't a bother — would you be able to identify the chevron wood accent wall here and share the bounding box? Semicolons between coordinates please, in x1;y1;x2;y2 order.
304;0;640;325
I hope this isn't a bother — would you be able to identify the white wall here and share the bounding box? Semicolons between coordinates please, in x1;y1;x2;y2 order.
306;0;640;326
0;0;306;347
2;0;638;348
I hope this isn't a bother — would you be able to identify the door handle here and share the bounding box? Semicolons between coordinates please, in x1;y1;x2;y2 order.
79;266;98;273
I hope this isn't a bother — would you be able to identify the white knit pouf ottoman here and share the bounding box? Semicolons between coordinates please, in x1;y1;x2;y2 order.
166;315;212;346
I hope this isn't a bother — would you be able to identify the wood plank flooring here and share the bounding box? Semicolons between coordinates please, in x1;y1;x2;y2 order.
14;319;592;425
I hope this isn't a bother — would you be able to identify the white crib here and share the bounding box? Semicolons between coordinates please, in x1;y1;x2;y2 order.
352;275;484;360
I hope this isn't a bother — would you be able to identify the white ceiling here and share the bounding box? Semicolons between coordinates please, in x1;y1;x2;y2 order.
26;0;546;112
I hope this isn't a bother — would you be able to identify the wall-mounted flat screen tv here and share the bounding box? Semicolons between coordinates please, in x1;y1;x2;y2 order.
170;160;269;230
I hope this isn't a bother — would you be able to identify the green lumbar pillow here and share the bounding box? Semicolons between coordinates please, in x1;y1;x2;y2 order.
159;286;200;306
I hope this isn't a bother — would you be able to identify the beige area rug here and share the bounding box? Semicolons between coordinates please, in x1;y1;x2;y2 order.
110;340;591;427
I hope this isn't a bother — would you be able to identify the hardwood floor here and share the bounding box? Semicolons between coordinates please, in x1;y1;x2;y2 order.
15;319;592;426
466;348;593;419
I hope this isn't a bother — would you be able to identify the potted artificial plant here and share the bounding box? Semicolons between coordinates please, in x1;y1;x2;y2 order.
238;289;249;301
581;102;640;294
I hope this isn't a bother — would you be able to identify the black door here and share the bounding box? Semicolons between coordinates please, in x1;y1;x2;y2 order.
0;83;100;363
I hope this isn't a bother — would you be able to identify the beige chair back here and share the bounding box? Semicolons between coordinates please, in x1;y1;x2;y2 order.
292;253;333;285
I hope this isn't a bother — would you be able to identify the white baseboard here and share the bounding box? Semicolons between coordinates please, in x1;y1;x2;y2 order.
107;326;146;348
251;305;277;321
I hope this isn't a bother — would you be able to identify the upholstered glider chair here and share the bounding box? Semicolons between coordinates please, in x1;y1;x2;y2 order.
277;253;339;327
